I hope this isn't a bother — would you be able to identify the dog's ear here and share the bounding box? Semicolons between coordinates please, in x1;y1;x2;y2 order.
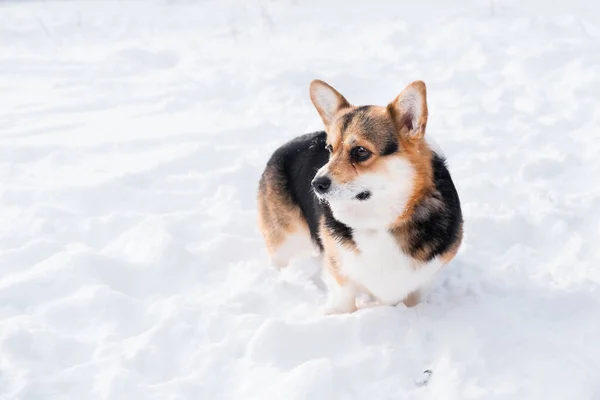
309;80;350;127
388;81;428;140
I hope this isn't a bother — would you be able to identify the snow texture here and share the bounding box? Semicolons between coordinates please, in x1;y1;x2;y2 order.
1;0;600;399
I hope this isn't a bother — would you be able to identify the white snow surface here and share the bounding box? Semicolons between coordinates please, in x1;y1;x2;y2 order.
2;0;600;399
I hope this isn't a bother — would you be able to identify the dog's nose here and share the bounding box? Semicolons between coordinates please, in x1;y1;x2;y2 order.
312;176;332;194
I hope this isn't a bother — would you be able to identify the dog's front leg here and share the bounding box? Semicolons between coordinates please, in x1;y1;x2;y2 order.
321;260;357;315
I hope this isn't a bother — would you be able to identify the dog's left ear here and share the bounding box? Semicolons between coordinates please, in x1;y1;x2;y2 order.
388;81;428;140
309;80;350;128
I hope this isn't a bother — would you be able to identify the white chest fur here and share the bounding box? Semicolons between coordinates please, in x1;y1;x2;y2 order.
337;229;442;305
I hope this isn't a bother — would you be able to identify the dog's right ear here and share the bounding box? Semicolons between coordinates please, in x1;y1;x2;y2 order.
309;80;350;128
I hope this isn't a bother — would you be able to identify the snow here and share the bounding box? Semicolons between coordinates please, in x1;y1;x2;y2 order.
1;0;600;398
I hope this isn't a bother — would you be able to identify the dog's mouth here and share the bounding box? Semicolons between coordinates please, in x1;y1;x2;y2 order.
355;191;371;201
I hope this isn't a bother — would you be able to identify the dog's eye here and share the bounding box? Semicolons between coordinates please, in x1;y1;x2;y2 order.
325;144;333;153
350;146;371;162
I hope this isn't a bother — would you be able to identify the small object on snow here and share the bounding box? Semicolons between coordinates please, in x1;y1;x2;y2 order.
415;369;432;387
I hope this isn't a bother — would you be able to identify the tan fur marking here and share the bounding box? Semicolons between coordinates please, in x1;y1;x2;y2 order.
257;167;310;261
319;217;348;285
394;140;435;223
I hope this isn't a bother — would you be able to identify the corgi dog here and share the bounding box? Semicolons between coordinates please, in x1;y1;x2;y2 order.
257;80;463;314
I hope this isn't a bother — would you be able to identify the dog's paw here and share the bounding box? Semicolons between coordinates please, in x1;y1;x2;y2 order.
269;256;288;269
320;302;357;316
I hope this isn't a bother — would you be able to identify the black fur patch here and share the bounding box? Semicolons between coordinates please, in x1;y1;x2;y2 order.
397;152;463;261
322;203;355;248
380;139;398;156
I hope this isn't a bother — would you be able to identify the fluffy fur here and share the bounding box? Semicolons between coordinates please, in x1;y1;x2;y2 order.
257;79;463;314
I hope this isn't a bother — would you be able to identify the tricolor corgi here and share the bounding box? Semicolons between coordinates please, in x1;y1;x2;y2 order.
257;80;463;314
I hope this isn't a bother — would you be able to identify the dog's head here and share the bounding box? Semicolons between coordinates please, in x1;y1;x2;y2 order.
309;79;434;228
